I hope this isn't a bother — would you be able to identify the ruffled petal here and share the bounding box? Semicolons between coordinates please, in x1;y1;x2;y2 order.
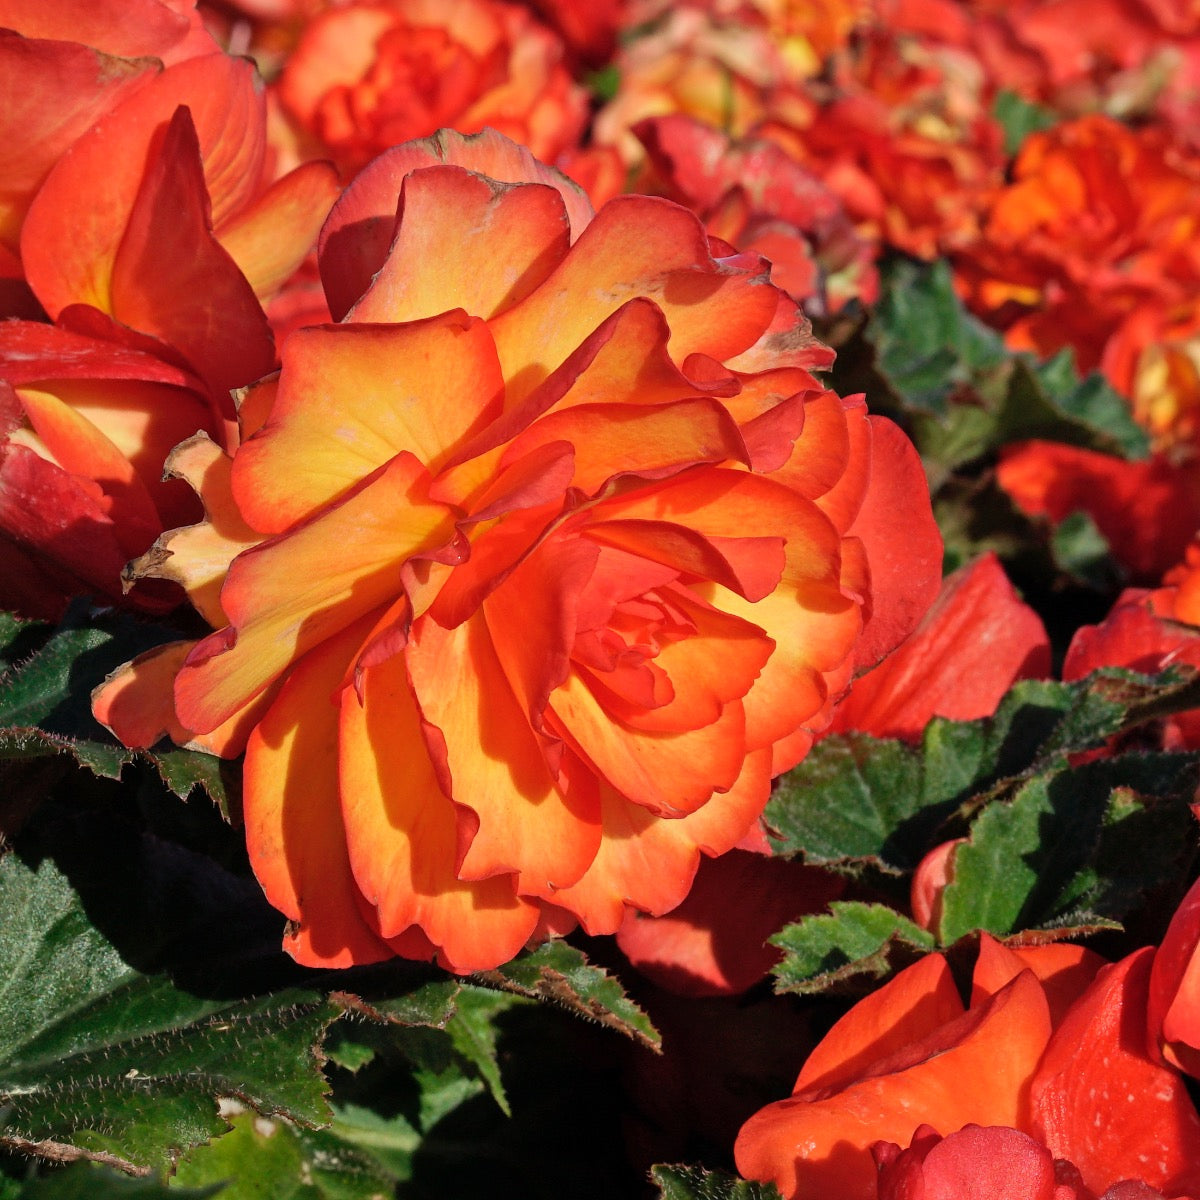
405;611;602;894
339;642;542;973
243;617;394;968
231;312;505;533
175;451;457;731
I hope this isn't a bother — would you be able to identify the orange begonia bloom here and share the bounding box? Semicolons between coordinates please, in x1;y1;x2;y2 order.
1149;874;1200;1081
756;27;1006;259
0;320;219;618
628;0;873;77
0;0;217;256
0;14;339;616
954;115;1200;402
93;129;941;975
736;938;1200;1199
736;948;1058;1199
591;7;796;167
613;552;1046;997
275;0;588;175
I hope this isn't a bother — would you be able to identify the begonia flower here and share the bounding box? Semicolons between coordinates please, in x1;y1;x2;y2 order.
615;553;1046;997
954;115;1200;401
274;0;588;175
755;27;1006;259
634;115;879;315
629;0;872;77
1149;874;1200;1080
92;128;941;975
0;318;221;617
881;0;1200;138
735;946;1059;1199
995;442;1200;584
591;7;796;167
0;26;338;616
736;936;1200;1199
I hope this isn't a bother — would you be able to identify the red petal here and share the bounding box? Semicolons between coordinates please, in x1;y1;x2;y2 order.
1031;948;1200;1196
349;167;572;326
22;54;266;320
108;105;274;403
1148;875;1200;1076
0;31;153;252
828;553;1049;740
231;312;505;534
736;971;1052;1200
616;849;843;996
404;611;602;895
844;416;942;672
319;127;593;320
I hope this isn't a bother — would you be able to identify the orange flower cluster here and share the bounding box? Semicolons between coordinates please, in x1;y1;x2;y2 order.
737;934;1200;1199
0;0;338;615
274;0;589;175
884;0;1200;136
955;115;1200;410
91;129;941;973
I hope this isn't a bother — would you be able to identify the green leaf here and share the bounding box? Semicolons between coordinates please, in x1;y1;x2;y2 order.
861;258;1148;473
870;258;1007;416
330;974;523;1115
0;856;339;1175
939;753;1199;943
1050;510;1121;591
16;1166;218;1198
171;1111;396;1200
475;940;660;1051
770;903;936;994
0;613;51;675
441;989;520;1116
0;605;232;814
652;1164;782;1200
767;669;1200;875
993;89;1057;156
